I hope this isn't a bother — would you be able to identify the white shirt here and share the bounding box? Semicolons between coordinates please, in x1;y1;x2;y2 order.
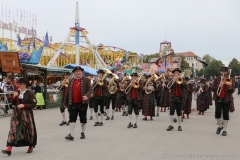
19;89;28;99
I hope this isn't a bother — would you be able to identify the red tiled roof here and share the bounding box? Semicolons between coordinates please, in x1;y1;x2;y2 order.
160;41;171;44
175;52;196;57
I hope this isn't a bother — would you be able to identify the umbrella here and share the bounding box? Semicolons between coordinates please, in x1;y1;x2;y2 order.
62;64;98;76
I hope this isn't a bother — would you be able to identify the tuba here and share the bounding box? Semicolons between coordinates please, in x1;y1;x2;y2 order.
108;74;118;94
144;74;155;94
120;73;131;91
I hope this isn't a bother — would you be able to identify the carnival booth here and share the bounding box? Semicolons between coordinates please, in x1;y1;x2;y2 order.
20;64;71;108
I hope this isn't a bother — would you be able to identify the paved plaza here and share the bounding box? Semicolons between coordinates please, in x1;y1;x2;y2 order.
1;92;240;160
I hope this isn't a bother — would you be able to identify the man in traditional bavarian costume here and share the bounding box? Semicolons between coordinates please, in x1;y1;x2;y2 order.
85;73;94;120
126;72;143;128
59;72;71;126
166;68;188;131
93;69;107;126
64;66;92;141
105;73;118;120
211;67;235;136
182;77;194;119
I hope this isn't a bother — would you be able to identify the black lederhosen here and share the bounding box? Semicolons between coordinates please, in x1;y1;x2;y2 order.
68;103;88;123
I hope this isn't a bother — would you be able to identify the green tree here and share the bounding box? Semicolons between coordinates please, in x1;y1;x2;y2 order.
202;54;215;64
228;58;240;76
180;55;189;70
196;68;204;77
204;59;224;78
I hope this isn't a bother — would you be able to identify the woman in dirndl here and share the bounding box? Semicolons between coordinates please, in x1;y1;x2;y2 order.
2;78;37;156
32;80;45;110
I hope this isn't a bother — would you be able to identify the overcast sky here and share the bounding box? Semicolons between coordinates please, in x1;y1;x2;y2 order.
2;0;240;65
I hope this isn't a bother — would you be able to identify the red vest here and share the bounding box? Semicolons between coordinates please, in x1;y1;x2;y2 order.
131;88;137;99
72;79;82;103
174;84;181;97
219;84;226;98
96;85;101;96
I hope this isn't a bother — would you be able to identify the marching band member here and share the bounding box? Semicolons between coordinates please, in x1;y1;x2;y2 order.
211;67;235;136
196;79;208;115
142;74;156;120
86;73;94;120
64;66;92;141
126;72;143;128
59;72;71;126
116;73;129;116
105;73;118;120
182;77;194;119
160;72;171;112
155;74;162;117
92;69;107;126
206;79;213;107
193;77;199;100
166;68;188;131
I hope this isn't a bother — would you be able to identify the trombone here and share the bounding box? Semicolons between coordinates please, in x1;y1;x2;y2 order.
217;69;232;96
125;73;143;94
92;69;112;89
167;72;185;89
55;75;73;93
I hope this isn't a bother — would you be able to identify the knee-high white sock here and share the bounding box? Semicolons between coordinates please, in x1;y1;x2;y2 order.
122;105;125;111
100;114;103;122
90;108;93;116
95;113;99;122
81;123;86;133
177;116;181;126
69;123;76;136
135;115;139;124
217;119;223;128
112;110;115;116
170;115;174;126
129;114;132;123
223;120;228;131
156;107;159;113
106;109;109;116
104;106;106;112
126;105;128;112
62;112;66;121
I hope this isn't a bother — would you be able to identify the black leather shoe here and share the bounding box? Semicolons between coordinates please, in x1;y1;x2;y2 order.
143;117;147;121
127;122;133;128
90;116;93;120
122;111;126;116
80;132;85;139
59;121;67;126
106;116;110;120
216;127;223;134
167;125;174;131
222;131;227;136
133;123;137;128
98;122;103;126
98;113;101;116
178;126;182;131
65;134;74;141
173;118;177;123
111;116;114;120
2;150;11;156
125;113;128;116
94;122;99;126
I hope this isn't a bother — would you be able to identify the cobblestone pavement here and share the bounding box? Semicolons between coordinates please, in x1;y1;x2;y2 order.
1;92;240;160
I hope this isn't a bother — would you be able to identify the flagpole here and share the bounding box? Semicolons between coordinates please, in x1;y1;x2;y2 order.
75;1;80;65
